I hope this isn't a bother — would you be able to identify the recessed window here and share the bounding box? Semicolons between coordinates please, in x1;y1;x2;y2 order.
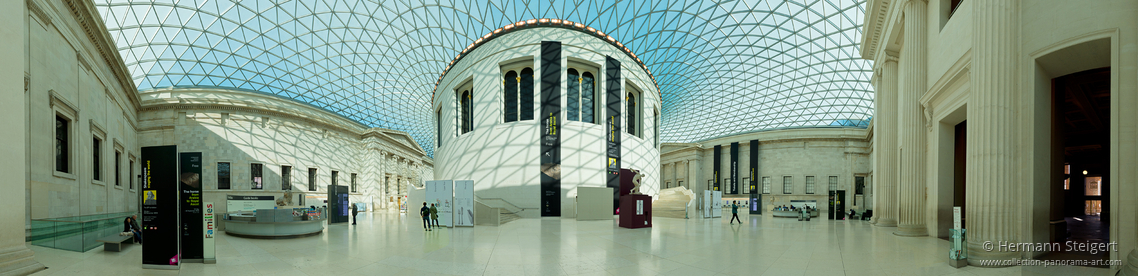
436;109;442;147
855;176;866;195
251;163;263;189
783;176;792;194
281;165;292;190
654;108;659;147
129;159;135;189
350;173;358;193
308;168;317;191
332;170;339;187
55;115;69;173
805;176;815;194
829;176;838;191
92;137;102;181
566;69;596;123
217;162;231;189
762;176;771;194
114;150;122;186
458;89;473;134
626;92;637;137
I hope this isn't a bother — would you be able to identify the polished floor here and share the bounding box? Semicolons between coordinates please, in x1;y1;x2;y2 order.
28;212;1112;276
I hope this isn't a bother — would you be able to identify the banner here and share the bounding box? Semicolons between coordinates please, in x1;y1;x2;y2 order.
202;202;215;263
750;140;758;195
179;152;202;261
540;41;562;217
713;145;721;191
453;180;474;227
141;145;179;269
605;56;622;214
426;180;454;227
730;142;739;194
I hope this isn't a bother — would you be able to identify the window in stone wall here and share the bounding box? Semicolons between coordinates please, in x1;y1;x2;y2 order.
281;165;291;190
436;108;442;147
566;69;597;124
308;168;317;191
55;115;70;173
129;158;135;189
331;171;339;190
218;162;231;189
351;173;357;193
115;150;121;186
762;176;771;194
855;176;865;195
806;176;815;194
92;137;102;181
829;176;838;191
519;68;534;121
626;92;638;137
251;163;263;189
742;178;750;194
783;176;792;194
459;90;473;134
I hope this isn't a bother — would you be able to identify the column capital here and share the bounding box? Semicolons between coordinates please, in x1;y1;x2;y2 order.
883;50;900;63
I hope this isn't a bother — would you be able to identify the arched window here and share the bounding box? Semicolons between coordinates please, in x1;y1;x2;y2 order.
567;69;580;121
504;71;518;122
581;72;595;123
519;68;534;121
626;92;637;136
567;69;596;123
460;90;472;134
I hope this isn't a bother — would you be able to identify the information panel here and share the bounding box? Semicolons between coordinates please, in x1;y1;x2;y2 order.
730;142;739;194
712;145;721;192
426;180;454;227
453;180;475;227
225;195;275;212
605;55;622;214
179;152;202;261
540;41;562;217
328;185;349;223
141;145;179;269
202;202;215;263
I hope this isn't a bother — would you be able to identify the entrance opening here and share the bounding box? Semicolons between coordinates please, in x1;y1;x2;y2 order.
953;121;966;229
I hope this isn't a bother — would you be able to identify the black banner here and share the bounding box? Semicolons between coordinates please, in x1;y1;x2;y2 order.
713;145;721;191
540;41;561;217
605;56;622;214
141;145;179;268
750;140;758;195
730;142;739;194
179;152;202;261
329;185;350;223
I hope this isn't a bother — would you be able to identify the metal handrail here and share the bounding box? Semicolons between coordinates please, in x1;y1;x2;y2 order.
474;195;536;212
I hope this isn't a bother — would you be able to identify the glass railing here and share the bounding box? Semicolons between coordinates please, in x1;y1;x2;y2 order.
29;212;136;252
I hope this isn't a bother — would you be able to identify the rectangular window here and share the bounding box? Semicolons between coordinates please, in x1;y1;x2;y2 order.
92;137;102;181
129;159;134;189
783;176;792;194
762;176;771;194
308;168;317;191
114;151;121;186
350;173;357;193
217;162;231;189
332;171;339;187
742;178;749;194
855;176;865;195
654;108;659;147
806;176;815;194
829;176;838;191
281;165;292;190
251;163;263;189
436;109;442;147
55;115;69;173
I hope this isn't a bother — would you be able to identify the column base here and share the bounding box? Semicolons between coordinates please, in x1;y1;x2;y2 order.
0;245;45;276
875;218;898;227
966;242;1019;267
893;224;927;236
1121;249;1138;276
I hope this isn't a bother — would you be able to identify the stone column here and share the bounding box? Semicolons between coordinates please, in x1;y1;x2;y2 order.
0;1;44;274
378;151;387;209
967;0;1020;264
875;53;900;227
895;0;929;237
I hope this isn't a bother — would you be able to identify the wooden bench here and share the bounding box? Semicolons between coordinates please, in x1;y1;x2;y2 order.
95;234;134;252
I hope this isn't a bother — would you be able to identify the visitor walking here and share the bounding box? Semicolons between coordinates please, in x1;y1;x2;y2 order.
729;201;742;224
420;202;432;231
430;203;440;228
350;202;358;225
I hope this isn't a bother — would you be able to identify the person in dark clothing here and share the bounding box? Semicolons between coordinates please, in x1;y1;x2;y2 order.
429;203;439;229
420;202;432;231
124;215;142;243
729;201;742;224
350;203;359;225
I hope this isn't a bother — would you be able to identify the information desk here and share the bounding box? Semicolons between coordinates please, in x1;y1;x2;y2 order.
224;208;325;239
772;210;819;218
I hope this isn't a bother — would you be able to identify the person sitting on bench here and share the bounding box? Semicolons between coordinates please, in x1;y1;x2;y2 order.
124;215;142;244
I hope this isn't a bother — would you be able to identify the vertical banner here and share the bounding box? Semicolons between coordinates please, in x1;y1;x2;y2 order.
730;142;739;194
540;41;562;216
202;202;215;263
179;152;202;262
453;180;474;227
426;180;454;227
712;145;721;191
605;56;622;214
141;145;179;269
750;140;758;195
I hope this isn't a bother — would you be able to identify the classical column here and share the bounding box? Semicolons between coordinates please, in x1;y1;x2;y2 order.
875;53;900;227
967;0;1020;264
379;151;388;209
895;0;929;237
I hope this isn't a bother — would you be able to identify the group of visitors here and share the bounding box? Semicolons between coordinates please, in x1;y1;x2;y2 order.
420;202;440;231
123;215;142;244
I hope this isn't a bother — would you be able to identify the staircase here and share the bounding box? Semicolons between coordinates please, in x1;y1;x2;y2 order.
498;210;522;225
654;186;695;219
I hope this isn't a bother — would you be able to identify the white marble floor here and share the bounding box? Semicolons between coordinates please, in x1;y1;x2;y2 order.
27;212;1112;276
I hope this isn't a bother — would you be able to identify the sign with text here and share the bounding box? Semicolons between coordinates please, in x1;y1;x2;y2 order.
426;180;454;227
202;202;215;263
605;55;622;214
179;152;202;261
730;142;739;194
540;41;562;217
225;195;276;212
141;145;179;269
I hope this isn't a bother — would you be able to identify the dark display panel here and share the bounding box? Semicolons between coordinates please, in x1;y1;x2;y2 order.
605;56;622;214
179;152;202;261
540;41;562;216
730;142;739;194
713;145;721;191
141;145;179;268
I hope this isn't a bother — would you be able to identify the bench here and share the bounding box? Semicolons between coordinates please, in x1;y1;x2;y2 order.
95;234;135;252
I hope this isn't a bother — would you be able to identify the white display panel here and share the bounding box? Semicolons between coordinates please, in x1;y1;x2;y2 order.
703;190;711;218
712;191;722;218
426;180;454;227
453;180;475;227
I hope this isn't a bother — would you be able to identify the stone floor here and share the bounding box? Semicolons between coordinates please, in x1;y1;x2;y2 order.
26;211;1114;275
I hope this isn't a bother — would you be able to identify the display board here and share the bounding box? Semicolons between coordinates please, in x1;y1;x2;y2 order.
730;142;739;194
750;140;758;197
749;193;762;214
453;180;475;227
179;152;203;262
141;145;180;269
712;191;722;218
226;195;275;212
712;145;721;192
540;41;562;217
202;202;215;264
605;55;622;215
328;185;349;223
702;190;711;218
426;180;454;227
576;187;614;221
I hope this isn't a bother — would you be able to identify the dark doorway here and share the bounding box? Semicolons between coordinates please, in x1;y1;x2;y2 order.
953;121;966;229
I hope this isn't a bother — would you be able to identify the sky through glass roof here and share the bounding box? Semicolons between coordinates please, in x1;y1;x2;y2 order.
96;0;874;157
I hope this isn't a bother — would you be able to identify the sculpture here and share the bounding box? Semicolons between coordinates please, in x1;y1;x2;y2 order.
276;190;293;206
630;168;644;195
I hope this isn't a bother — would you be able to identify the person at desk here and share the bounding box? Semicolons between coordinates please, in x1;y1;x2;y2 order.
420;202;432;231
124;215;141;244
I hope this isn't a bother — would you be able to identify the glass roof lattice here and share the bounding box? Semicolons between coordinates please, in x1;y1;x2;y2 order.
96;0;875;157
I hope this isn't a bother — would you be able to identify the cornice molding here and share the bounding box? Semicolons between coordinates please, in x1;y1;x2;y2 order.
860;0;891;60
63;0;140;109
27;0;51;26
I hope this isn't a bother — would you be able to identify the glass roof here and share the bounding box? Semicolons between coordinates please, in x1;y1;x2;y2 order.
96;0;874;157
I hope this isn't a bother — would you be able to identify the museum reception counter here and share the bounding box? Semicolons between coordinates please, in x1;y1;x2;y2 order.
224;207;326;238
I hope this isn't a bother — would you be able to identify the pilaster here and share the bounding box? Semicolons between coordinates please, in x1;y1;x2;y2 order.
875;52;899;227
895;0;929;237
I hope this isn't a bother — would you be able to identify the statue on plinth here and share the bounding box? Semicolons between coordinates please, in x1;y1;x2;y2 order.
630;168;644;195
